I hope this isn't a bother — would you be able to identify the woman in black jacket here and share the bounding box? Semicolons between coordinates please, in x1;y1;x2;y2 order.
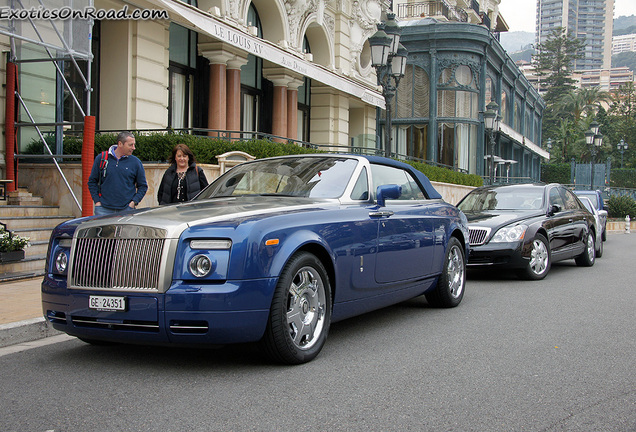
157;143;208;205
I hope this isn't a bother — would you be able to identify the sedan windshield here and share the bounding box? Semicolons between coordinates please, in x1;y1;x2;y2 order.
197;157;359;200
459;187;545;211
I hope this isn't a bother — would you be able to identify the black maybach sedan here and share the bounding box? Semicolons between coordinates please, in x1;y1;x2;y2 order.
457;183;597;280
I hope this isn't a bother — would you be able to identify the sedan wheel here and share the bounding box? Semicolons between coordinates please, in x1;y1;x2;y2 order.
425;237;465;308
261;252;331;364
575;231;595;267
518;234;550;280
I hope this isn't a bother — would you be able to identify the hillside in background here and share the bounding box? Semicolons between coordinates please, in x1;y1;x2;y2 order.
500;31;534;54
614;15;636;36
612;52;636;72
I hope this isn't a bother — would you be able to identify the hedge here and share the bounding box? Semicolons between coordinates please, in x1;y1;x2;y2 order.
24;132;482;187
610;168;636;189
541;163;570;184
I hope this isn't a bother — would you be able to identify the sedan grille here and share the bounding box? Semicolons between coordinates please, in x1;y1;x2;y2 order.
468;227;491;246
70;225;167;291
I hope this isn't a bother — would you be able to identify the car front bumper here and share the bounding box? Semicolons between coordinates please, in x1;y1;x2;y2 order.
466;241;529;269
42;276;278;345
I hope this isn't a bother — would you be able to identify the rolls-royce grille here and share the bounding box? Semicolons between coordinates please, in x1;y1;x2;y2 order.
71;237;165;291
468;227;491;246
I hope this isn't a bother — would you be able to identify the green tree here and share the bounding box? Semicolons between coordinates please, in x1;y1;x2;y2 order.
533;27;585;140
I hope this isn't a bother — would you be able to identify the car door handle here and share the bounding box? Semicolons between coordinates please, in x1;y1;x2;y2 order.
369;210;394;218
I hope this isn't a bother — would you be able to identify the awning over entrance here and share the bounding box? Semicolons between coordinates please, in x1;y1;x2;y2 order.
499;123;549;160
155;0;385;108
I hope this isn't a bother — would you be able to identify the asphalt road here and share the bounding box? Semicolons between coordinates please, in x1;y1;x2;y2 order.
1;234;635;432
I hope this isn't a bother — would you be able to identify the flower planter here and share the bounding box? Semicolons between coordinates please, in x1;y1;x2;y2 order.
0;250;25;263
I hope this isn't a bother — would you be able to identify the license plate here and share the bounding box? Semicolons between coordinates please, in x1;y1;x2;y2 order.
89;295;126;311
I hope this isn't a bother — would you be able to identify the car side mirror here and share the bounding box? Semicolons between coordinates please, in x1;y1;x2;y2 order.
376;184;402;207
548;204;561;216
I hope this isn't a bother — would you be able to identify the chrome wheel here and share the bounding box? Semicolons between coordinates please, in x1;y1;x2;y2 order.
529;238;549;276
517;234;550;280
286;266;327;350
426;237;465;308
446;244;465;299
261;252;332;364
575;231;595;267
586;233;595;260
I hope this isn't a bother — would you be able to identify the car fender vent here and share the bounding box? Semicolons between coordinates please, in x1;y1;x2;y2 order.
71;316;159;333
47;311;67;325
169;320;209;334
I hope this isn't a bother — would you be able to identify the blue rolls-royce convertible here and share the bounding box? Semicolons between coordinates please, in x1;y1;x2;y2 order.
43;154;469;364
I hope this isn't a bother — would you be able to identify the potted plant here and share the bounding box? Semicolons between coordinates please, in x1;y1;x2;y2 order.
0;226;30;262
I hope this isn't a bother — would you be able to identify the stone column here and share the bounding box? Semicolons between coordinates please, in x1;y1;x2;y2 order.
226;55;249;138
263;68;304;142
200;43;240;136
286;78;303;141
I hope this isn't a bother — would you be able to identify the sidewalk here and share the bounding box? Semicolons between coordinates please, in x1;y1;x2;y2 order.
0;276;60;348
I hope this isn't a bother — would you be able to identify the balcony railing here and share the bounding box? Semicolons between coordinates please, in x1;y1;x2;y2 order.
397;1;468;22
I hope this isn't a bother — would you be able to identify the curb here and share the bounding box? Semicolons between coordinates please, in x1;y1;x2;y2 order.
0;317;61;348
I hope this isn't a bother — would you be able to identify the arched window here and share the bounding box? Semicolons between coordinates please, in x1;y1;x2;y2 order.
241;3;264;135
397;64;429;119
297;36;311;142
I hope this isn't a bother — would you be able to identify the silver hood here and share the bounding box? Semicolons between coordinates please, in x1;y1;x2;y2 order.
78;196;333;239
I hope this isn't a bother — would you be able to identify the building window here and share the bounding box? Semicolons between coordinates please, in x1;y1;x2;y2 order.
241;3;264;136
501;89;509;125
169;23;197;129
397;65;429;118
297;36;311;142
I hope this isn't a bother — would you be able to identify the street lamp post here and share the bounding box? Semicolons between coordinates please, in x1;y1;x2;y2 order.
618;139;628;169
546;138;552;157
483;101;500;185
585;121;602;189
368;13;408;158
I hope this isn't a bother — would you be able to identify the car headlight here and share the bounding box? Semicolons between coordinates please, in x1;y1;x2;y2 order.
55;251;68;273
491;225;527;243
51;238;72;275
189;254;213;277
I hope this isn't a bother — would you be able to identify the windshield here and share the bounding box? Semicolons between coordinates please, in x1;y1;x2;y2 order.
580;197;595;214
196;157;359;200
577;193;598;207
458;186;545;211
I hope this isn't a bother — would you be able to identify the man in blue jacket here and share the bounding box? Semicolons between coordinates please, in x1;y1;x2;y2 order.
88;131;148;216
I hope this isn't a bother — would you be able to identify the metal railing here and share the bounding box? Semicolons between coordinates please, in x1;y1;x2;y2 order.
396;1;468;22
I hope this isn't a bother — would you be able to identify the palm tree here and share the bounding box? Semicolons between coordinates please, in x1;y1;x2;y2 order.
558;87;610;122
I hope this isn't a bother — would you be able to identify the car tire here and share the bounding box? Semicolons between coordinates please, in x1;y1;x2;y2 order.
602;224;607;241
575;231;595;267
260;252;331;364
517;234;551;280
425;237;465;308
596;234;603;258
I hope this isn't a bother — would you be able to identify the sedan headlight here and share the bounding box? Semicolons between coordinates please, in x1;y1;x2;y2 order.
189;254;214;278
51;237;73;275
491;225;527;243
55;251;69;273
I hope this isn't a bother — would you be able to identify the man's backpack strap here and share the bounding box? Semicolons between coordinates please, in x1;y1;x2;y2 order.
97;151;108;197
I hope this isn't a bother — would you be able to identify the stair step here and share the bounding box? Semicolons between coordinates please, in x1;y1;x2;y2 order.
0;254;46;274
0;216;72;230
11;228;54;242
0;205;63;217
25;241;48;257
0;269;45;283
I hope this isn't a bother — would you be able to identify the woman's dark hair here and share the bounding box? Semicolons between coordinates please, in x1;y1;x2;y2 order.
169;143;196;165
